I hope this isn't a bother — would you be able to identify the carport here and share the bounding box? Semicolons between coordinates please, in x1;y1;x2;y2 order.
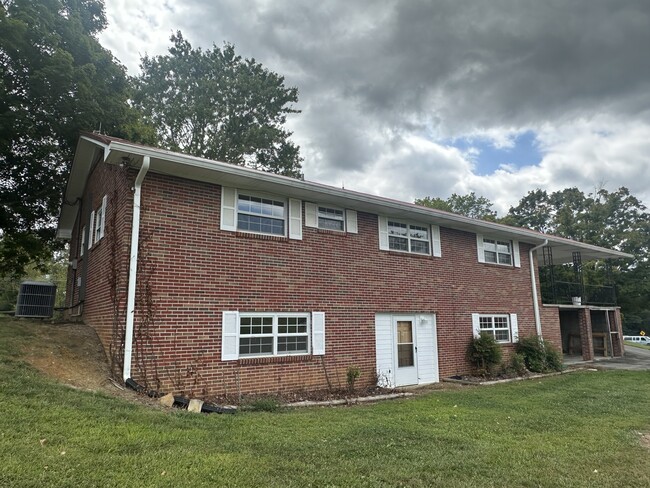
557;305;624;361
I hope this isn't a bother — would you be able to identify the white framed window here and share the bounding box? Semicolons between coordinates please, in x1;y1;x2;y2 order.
318;206;345;231
378;216;441;257
90;195;107;248
222;311;325;360
472;313;519;343
476;234;520;267
220;187;303;239
237;193;286;236
304;202;358;234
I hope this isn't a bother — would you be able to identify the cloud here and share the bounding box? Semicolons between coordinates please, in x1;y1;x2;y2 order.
100;0;650;214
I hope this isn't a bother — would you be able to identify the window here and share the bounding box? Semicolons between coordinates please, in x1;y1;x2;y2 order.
304;202;358;234
94;204;104;244
237;193;286;236
239;313;309;357
388;220;430;255
89;195;107;248
476;234;519;267
222;311;324;360
483;238;512;265
318;206;344;231
479;315;510;342
472;313;519;343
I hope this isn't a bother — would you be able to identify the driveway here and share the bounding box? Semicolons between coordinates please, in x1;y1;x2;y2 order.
590;345;650;371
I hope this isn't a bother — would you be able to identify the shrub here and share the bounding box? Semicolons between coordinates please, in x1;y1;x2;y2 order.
346;365;361;392
510;352;527;375
516;336;563;373
467;333;502;376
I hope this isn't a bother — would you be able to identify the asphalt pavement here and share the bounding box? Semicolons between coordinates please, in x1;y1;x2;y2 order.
590;345;650;371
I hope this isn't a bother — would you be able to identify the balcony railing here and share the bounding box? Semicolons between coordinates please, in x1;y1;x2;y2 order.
541;280;616;306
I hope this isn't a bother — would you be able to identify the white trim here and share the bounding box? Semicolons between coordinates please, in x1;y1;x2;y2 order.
88;210;95;248
288;198;302;240
378;216;389;250
476;234;485;263
61;137;632;263
221;311;240;361
345;210;358;234
431;225;441;257
220;187;237;231
99;195;107;239
312;312;325;355
471;313;481;338
510;313;519;343
305;202;318;228
123;156;150;381
512;240;521;268
80;225;86;257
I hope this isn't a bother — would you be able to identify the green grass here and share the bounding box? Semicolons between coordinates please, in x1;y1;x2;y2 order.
1;319;650;487
624;340;650;350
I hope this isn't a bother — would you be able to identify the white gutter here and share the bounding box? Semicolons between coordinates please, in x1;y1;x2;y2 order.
123;156;150;381
529;239;549;338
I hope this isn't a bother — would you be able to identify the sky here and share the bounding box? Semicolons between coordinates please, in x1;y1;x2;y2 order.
99;0;650;215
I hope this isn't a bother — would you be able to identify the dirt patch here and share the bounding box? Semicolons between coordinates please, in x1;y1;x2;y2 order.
641;433;650;449
18;319;160;407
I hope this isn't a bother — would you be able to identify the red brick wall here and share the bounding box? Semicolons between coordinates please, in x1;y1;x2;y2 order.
66;159;134;376
85;171;554;398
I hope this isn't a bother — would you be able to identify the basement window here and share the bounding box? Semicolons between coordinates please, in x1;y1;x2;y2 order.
239;313;309;357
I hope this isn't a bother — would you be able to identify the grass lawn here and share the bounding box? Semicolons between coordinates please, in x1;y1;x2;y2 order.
1;320;650;487
624;340;650;350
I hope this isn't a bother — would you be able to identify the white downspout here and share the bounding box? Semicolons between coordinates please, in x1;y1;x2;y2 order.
529;239;549;338
123;156;150;381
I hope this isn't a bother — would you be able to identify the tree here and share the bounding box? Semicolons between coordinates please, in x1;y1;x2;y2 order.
133;32;303;178
506;186;650;329
415;192;497;221
0;0;154;277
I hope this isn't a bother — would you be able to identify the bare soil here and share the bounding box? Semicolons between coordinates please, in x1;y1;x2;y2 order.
18;319;161;407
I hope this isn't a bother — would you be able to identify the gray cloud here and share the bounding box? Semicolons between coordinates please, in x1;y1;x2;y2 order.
101;0;650;210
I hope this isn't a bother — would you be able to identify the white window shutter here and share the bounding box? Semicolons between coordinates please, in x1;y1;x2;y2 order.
221;311;239;361
312;312;325;355
432;225;442;257
289;198;302;240
476;234;485;263
220;187;237;231
512;240;521;268
345;210;358;234
378;216;389;250
305;202;318;228
88;210;95;248
471;313;481;338
80;226;86;257
510;313;519;343
99;195;107;239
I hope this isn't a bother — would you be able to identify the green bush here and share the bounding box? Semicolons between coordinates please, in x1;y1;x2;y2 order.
515;336;563;373
346;365;361;392
467;333;502;376
510;353;527;375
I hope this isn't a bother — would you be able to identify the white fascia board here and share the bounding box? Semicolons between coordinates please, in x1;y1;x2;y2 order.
102;140;634;262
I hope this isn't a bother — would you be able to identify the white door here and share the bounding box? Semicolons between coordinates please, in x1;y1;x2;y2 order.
394;316;419;386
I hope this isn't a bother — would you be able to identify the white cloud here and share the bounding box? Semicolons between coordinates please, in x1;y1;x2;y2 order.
99;0;650;216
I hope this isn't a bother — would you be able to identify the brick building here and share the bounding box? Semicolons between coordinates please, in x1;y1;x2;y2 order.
57;133;631;397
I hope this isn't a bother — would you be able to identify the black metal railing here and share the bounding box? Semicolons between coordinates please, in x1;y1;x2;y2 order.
541;280;616;306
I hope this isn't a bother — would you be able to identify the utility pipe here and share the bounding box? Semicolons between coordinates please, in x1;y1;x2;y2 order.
123;156;150;382
529;239;549;338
